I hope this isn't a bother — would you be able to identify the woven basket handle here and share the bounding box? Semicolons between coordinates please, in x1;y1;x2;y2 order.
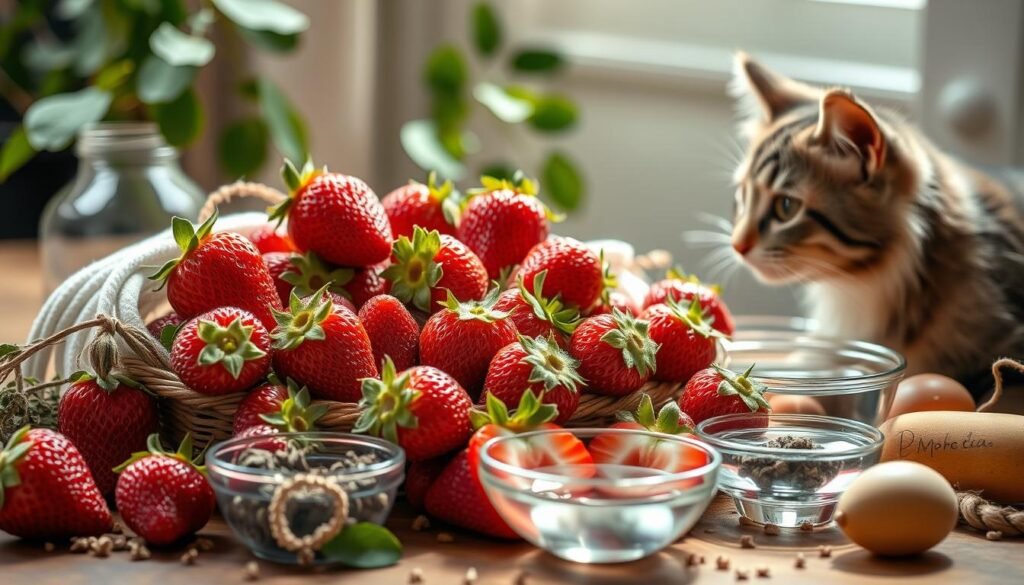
197;182;287;224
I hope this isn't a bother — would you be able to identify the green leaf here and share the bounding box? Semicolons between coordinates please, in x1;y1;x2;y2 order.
479;162;515;182
212;0;309;35
471;2;501;57
258;78;307;164
511;49;564;73
542;151;584;212
94;60;134;91
400;120;466;181
21;41;74;72
238;27;300;52
70;5;107;77
24;88;112;151
56;0;94;19
321;523;402;569
0;127;35;182
137;56;196;104
424;45;467;96
473;82;533;124
150;22;215;67
529;95;578;132
219;118;269;177
152;88;203;147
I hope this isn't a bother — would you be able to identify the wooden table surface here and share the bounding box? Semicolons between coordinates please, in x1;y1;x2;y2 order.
0;241;1021;584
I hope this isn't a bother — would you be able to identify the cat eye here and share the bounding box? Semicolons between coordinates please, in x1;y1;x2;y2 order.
772;195;802;222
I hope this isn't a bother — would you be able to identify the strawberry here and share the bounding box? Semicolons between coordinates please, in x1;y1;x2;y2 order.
514;238;613;310
424;449;519;539
0;427;112;539
457;174;559;279
233;382;288;434
481;335;584;424
586;290;640;317
588;394;704;473
354;357;473;461
146;311;181;341
57;373;159;498
679;364;770;425
248;222;297;254
271;289;378;402
149;211;283;330
264;252;297;305
233;379;326;435
270;159;392;267
345;261;390;308
115;434;215;546
381;227;488;314
170;307;271;395
382;172;459;239
281;252;354;304
642;297;722;384
405;457;448;510
235;423;290;453
312;290;358;314
568;310;660;396
359;294;419;371
419;289;518;397
643;268;735;336
494;271;580;343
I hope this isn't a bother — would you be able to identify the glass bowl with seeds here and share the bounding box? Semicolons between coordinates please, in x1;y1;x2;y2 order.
206;432;404;565
696;413;883;528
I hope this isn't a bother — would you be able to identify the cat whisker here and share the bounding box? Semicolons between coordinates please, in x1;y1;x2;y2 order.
696;212;735;234
682;230;732;247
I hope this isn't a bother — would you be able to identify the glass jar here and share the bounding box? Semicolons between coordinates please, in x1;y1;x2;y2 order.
39;122;205;290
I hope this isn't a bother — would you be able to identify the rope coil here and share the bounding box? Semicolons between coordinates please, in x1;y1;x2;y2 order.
268;473;349;565
957;491;1024;537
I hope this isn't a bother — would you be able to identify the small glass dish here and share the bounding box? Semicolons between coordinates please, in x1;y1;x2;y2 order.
696;413;883;528
725;317;906;425
478;428;721;564
207;432;404;565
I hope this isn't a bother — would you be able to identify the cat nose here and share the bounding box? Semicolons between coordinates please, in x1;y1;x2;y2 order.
732;237;754;256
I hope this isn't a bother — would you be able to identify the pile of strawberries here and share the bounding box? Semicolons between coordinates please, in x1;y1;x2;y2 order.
0;159;773;544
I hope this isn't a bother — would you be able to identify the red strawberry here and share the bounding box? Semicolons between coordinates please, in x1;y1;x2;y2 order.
149;212;283;330
568;310;659;396
264;252;297;305
0;427;113;539
281;252;354;304
248;223;296;254
146;311;181;341
170;307;271;395
233;382;288;434
382;173;459;239
494;272;580;343
270;159;393;267
382;227;488;314
312;290;358;314
679;364;770;425
643;269;735;336
481;335;584;424
354;357;473;461
233;379;326;435
424;449;520;539
457;174;558;279
271;290;378;402
345;261;390;308
588;394;704;473
586;290;640;317
419;289;518;398
235;423;290;453
642;297;722;384
405;457;448;510
115;434;215;546
57;373;159;498
359;295;419;370
514;238;613;310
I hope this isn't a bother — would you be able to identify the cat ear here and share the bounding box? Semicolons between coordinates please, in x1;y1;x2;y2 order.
730;52;819;128
811;90;887;178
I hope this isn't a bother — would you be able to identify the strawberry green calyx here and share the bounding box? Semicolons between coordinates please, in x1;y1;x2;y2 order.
442;287;509;323
518;271;580;335
465;171;564;223
519;334;584;394
599;249;618;306
423;171;462;227
353;357;420;444
712;363;770;413
271;285;335;351
68;370;144;394
665;296;723;340
268;158;324;224
148;210;219;288
469;390;557;432
380;227;445;312
666;266;722;296
259;379;328;432
0;426;32;509
600;309;660;377
281;252;354;300
616;394;693;435
196;317;267;379
114;433;206;474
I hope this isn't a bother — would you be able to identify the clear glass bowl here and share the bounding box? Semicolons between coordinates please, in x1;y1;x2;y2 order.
207;432;404;565
724;317;906;425
478;428;721;564
696;413;883;528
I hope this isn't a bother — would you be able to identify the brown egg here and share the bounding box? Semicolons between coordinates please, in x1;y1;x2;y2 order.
887;374;975;419
767;393;827;416
835;461;958;556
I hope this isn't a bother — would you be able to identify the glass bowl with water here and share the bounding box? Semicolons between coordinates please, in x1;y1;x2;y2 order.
206;432;404;565
478;428;721;564
725;316;906;425
696;413;883;528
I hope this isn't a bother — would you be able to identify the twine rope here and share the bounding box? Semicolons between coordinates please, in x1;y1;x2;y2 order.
268;473;349;565
978;357;1023;412
957;491;1024;537
198;182;287;223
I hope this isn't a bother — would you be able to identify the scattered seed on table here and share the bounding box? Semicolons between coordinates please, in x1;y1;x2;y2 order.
685;553;699;567
110;534;128;551
111;521;124;534
716;555;731;570
735;568;750;581
756;566;770;578
740;535;756;549
244;561;260;581
412;515;431;531
464;567;478;585
181;548;199;565
739;516;758;527
408;567;424;583
69;538;90;553
794;553;806;569
764;524;780;536
986;531;1003;541
799;521;814;532
43;542;55;552
129;542;151;561
818;545;832;558
436;532;455;543
91;536;113;558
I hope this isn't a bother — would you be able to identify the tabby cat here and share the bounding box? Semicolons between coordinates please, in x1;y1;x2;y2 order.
728;52;1024;394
